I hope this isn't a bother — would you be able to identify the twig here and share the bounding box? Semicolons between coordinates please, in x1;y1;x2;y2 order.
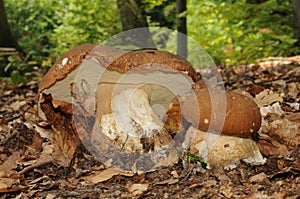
17;159;53;176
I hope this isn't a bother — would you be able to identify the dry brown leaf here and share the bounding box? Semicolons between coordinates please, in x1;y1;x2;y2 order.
255;89;283;107
220;186;233;198
249;172;268;183
52;128;77;168
0;178;20;193
154;178;179;185
268;119;300;150
260;102;285;118
285;112;300;123
257;134;289;157
83;168;134;183
171;170;179;178
127;183;149;196
0;152;20;178
284;82;300;99
45;193;57;199
9;100;27;111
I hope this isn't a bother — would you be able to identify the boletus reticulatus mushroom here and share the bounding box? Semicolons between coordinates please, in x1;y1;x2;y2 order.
37;44;199;171
164;88;266;168
37;43;265;170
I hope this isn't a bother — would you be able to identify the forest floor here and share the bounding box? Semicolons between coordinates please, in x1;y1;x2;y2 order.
0;57;300;198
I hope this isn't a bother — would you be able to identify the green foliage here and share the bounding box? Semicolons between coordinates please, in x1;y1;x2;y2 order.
188;0;299;65
3;0;300;73
3;55;37;84
4;1;58;65
4;0;121;67
48;0;121;57
180;150;208;169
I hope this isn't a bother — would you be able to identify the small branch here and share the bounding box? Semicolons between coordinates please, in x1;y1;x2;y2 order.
17;159;53;176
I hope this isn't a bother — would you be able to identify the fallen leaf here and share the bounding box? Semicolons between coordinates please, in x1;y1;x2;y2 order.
171;170;179;178
249;172;268;183
284;82;300;99
285;112;300;123
0;152;20;178
155;178;178;185
127;183;149;196
83;168;134;183
45;193;57;199
255;89;283;107
260;102;285;117
268;119;300;150
0;178;20;193
257;134;289;157
9;101;27;111
220;186;233;198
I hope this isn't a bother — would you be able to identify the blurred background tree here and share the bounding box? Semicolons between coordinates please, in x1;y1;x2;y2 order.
1;0;299;82
116;0;155;48
0;0;19;49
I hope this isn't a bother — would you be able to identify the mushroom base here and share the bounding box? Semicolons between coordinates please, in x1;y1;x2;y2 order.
183;126;266;169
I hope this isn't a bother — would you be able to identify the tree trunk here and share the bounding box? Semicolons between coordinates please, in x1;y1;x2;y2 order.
176;0;187;58
292;0;300;45
116;0;155;49
246;0;266;3
0;0;19;48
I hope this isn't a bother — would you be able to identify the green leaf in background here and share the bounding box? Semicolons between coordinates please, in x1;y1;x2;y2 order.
10;70;28;84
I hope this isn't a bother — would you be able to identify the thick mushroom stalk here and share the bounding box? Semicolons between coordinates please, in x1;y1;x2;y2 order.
100;86;172;153
184;126;266;169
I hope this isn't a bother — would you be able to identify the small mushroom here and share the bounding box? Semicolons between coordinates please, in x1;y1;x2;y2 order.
165;88;265;168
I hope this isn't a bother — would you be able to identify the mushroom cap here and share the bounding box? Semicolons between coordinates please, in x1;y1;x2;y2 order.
166;88;262;137
38;44;97;94
38;46;198;101
38;44;128;94
108;49;199;82
37;44;126;120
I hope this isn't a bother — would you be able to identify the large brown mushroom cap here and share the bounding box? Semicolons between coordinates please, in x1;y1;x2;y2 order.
108;49;199;82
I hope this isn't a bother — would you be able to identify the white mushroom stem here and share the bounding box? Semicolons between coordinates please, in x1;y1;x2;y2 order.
100;86;171;153
112;86;164;137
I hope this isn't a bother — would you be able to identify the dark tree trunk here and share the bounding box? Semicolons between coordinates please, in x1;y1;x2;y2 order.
176;0;187;58
0;0;19;48
292;0;300;45
246;0;266;3
116;0;155;49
